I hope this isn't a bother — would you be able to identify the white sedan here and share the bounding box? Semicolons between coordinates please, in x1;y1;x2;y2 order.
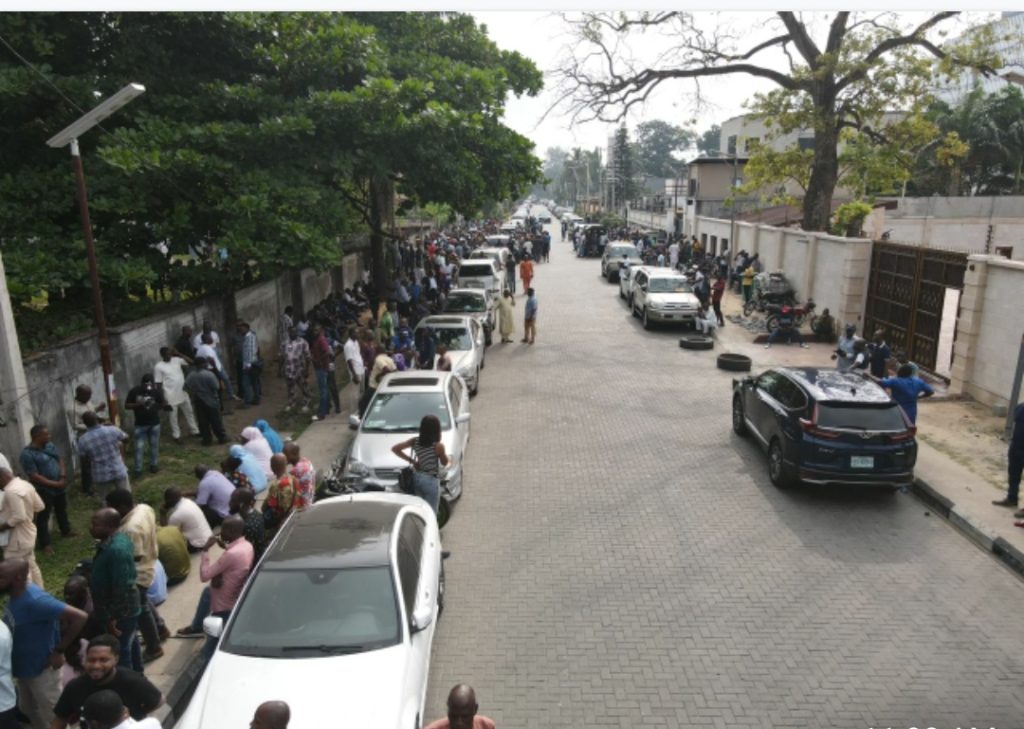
176;493;443;729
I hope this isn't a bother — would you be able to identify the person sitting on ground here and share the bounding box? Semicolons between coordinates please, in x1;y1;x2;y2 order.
51;634;162;729
249;701;290;729
262;455;298;534
240;427;274;482
253;419;284;455
81;689;161;729
221;455;251;491
160;487;211;553
229;487;265;560
693;304;719;337
228;445;268;494
190;465;234;529
424;684;496;729
155;522;190;586
764;305;808;349
811;307;836;343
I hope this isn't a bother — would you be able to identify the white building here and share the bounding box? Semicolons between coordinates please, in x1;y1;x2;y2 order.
933;12;1024;105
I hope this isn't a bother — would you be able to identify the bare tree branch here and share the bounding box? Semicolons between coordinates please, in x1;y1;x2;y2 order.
777;11;822;68
825;12;850;55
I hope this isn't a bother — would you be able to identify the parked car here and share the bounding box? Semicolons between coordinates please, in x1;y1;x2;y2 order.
343;370;471;524
470;246;511;272
442;288;496;346
456;259;501;298
630;269;700;330
176;492;443;729
601;242;643;282
413;315;485;395
732;367;918;489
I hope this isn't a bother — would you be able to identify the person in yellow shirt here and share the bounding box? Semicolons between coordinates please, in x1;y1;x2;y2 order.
741;266;756;304
0;464;45;586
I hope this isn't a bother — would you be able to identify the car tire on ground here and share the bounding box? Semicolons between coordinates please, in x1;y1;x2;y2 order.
470;370;479;397
717;353;752;372
438;499;451;529
732;396;748;436
642;308;653;330
679;334;714;350
768;438;793;488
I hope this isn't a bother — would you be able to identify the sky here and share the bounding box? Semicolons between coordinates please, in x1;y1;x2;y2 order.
474;10;997;161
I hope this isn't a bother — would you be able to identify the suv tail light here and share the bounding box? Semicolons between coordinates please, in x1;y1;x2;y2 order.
799;404;841;439
889;411;917;442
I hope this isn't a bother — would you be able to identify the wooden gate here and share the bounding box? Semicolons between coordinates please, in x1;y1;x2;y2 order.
862;242;967;374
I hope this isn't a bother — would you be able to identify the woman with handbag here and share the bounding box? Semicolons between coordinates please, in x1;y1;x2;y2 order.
390;415;449;516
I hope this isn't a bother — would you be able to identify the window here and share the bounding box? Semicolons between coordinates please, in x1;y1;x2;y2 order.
688;178;697;196
398;515;426;617
649;278;693;293
817;404;907;431
362;392;452;432
701;233;708;246
756;371;784;399
775;378;808;411
727;135;737;155
448;376;463;415
743;137;760;153
995;246;1013;259
443;293;486;313
798;136;815;151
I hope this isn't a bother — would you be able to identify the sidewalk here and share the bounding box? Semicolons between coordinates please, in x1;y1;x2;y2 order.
712;289;1024;579
143;374;358;727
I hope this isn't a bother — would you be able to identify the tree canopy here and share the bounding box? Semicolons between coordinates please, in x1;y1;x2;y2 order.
557;11;1001;231
633;120;694;178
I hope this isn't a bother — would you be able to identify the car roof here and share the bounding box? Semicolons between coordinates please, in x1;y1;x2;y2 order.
447;288;487;297
777;367;893;404
262;497;408;569
416;315;472;328
634;266;676;275
376;370;448;393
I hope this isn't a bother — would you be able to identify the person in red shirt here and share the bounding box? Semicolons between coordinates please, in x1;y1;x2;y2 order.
711;275;726;326
424;685;495;729
519;256;534;295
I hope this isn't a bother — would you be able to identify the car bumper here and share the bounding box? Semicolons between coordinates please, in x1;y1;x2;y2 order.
647;309;698;323
797;466;915;487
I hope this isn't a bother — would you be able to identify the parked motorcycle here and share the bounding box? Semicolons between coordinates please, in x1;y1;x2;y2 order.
765;298;818;332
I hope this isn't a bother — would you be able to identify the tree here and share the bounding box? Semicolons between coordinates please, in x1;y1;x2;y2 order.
557;12;1000;231
633;120;694;177
611;125;636;206
697;124;721;155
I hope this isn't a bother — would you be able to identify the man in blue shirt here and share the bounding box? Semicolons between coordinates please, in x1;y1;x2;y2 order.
996;402;1024;511
0;557;87;729
878;364;935;425
522;288;538;345
77;412;129;499
19;425;74;554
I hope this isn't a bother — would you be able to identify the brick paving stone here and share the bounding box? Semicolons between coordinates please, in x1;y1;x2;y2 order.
425;223;1024;729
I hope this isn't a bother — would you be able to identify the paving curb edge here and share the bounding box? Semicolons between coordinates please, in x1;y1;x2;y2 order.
159;647;207;728
912;476;1024;579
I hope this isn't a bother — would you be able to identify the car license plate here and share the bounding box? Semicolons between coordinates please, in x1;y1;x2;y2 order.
850;456;874;469
663;314;673;319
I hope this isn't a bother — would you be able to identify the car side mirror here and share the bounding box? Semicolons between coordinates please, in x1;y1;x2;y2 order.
410;604;434;634
455;413;471;425
203;615;224;639
348;414;361;429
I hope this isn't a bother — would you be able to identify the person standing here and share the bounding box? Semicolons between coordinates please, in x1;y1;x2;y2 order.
153;347;199;443
19;425;73;555
173;326;196;361
995;401;1024;510
0;613;16;729
741;264;755;305
184;357;228;446
391;415;449;516
284;443;316;511
877;364;935;425
0;558;87;729
504;257;516;294
196;332;236;404
72;385;107;497
668;239;680;270
310;326;333;423
424;684;496;729
711;276;726;327
343;327;365;412
238;321;262;407
191;320;220;353
521;287;538;345
276;306;294;377
868;329;892;379
80;690;161;729
359;349;397;416
497;290;516;343
88;509;142;671
832;324;860;371
0;465;45;587
124;375;169;477
519;255;534;294
282;327;311;414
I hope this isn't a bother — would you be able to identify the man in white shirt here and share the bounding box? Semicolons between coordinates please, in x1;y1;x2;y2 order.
196;333;238;401
0;619;16;729
668;241;680;270
343;328;366;411
160;487;212;552
191;320;220;353
153;347;198;443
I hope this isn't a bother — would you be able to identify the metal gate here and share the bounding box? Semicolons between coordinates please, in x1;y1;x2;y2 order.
862;242;967;374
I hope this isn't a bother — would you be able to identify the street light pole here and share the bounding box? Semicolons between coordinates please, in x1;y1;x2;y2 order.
47;83;146;423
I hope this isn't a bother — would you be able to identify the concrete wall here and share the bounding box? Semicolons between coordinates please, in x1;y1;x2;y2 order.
694;216;873;331
0;256;362;473
950;255;1024;407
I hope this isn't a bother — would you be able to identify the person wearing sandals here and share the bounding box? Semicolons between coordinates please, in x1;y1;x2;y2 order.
391;415;449;516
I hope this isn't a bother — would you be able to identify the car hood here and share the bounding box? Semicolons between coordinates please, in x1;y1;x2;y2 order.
649;292;700;305
181;645;412;729
351;432;459;473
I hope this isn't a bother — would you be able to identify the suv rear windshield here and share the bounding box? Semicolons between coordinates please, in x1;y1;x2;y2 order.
817;403;907;431
444;293;486;313
609;246;641;259
649;278;692;293
458;264;494;277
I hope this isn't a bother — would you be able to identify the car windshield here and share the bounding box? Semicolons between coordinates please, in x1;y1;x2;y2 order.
817;403;907;431
221;567;400;657
458;264;493;278
423;326;472;351
649;278;692;293
362;392;451;432
443;294;486;313
611;247;641;259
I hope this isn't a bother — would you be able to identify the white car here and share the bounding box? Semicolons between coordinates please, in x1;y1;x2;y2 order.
442;287;497;346
630;269;701;330
413;315;485;395
177;492;443;729
455;259;501;298
469;245;511;272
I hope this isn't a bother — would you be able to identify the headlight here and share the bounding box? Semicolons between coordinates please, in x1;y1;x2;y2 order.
456;366;472;378
344;460;370;478
649;301;664;310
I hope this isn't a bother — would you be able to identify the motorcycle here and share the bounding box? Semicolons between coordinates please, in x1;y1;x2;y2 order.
765;298;817;332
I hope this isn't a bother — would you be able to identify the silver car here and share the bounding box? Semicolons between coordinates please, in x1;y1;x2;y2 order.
413;315;485;395
601;242;643;282
343;371;472;526
442;288;496;346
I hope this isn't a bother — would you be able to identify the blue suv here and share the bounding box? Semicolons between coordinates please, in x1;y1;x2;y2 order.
732;367;917;489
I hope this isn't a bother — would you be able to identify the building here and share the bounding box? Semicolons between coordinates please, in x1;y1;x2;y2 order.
933;12;1024;105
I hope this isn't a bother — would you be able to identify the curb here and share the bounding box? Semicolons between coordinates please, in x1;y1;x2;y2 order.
158;646;208;728
912;476;1024;579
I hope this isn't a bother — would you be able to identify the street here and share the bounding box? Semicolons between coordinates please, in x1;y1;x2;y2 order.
427;220;1024;728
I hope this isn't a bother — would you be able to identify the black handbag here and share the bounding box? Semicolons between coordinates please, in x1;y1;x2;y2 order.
398;465;416;495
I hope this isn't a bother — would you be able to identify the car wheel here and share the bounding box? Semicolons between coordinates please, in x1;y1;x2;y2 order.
470;370;479;396
619;287;626;300
642;307;653;330
679;334;714;350
768;438;793;488
717;353;752;372
732;396;748;436
484;327;492;347
438;499;451;529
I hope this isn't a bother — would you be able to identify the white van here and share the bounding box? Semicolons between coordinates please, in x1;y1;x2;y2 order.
470;246;511;271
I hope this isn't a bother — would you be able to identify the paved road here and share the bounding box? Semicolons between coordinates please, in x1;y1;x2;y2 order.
427;221;1024;729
